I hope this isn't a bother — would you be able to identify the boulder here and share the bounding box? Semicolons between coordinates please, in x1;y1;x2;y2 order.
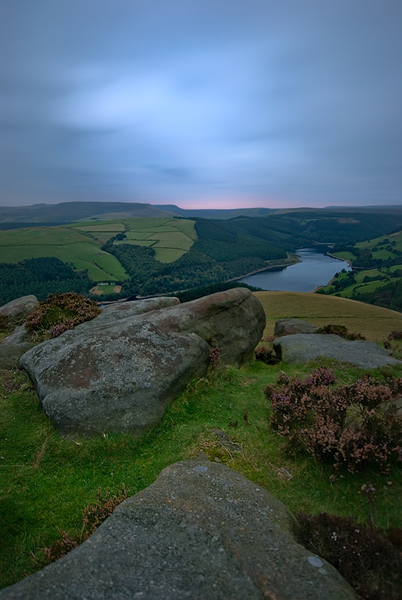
0;461;357;600
386;397;402;416
89;297;180;326
20;289;265;437
273;333;401;368
0;295;38;319
2;325;29;345
0;342;34;369
0;325;34;368
274;318;318;336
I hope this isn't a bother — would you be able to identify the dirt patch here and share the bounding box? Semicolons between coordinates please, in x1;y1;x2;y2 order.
89;287;103;295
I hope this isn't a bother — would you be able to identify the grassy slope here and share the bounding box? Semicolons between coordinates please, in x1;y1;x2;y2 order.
0;219;198;284
1;292;402;589
110;218;197;263
0;227;128;282
322;231;402;298
256;291;402;340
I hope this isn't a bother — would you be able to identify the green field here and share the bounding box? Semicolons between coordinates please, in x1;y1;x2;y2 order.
319;231;402;301
1;292;402;591
0;227;128;282
0;218;197;284
73;217;197;263
108;218;197;263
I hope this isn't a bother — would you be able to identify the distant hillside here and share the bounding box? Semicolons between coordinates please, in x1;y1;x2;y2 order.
0;202;175;223
153;205;275;219
324;205;402;215
2;202;402;227
0;202;275;223
318;229;402;312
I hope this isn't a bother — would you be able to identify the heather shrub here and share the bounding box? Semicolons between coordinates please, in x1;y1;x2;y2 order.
316;324;366;340
26;293;100;339
209;346;223;370
43;486;126;564
265;369;402;473
81;487;127;541
388;330;402;341
0;314;9;330
297;512;402;600
255;345;279;365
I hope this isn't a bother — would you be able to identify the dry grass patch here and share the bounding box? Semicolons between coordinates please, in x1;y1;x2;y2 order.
254;291;402;341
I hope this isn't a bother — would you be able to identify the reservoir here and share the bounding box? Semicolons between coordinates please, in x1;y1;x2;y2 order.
238;248;351;292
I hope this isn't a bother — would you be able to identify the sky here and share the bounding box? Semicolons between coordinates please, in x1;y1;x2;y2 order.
0;1;401;210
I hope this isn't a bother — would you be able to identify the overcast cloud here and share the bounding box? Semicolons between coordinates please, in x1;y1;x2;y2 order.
0;0;401;208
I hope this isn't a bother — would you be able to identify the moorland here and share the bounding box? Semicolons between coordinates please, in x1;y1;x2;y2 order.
2;202;402;596
1;291;402;596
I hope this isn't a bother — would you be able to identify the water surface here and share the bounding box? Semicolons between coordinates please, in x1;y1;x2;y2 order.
238;248;351;292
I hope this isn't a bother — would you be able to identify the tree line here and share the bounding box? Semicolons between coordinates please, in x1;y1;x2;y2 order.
0;257;92;305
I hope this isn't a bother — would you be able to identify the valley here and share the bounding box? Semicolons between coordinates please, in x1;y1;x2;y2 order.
2;203;402;307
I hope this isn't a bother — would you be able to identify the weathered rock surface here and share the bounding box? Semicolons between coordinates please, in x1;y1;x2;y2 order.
274;318;318;336
386;397;402;416
2;325;29;345
20;288;265;437
0;342;34;369
0;325;34;368
0;461;357;600
273;333;401;368
88;296;180;326
0;295;38;318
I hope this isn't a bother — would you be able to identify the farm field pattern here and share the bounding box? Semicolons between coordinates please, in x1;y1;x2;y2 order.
323;230;402;298
0;218;197;281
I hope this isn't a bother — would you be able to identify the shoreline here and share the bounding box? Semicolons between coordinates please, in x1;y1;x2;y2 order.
228;253;301;282
311;252;352;293
97;255;301;305
99;250;353;303
327;252;353;268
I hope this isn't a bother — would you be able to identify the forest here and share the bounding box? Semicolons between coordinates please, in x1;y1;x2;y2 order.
0;257;92;305
103;217;292;297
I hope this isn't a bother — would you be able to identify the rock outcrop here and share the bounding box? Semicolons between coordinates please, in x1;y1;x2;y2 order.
0;325;34;369
273;333;401;368
274;318;318;336
86;296;180;326
20;288;265;437
0;461;357;600
0;295;38;318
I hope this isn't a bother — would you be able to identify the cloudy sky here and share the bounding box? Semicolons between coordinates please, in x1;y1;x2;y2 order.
1;1;401;209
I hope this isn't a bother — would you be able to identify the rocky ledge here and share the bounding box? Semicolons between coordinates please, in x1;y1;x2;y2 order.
0;461;356;600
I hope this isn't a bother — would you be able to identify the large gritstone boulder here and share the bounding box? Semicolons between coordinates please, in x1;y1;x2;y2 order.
274;318;318;336
273;333;401;368
0;295;38;318
0;461;357;600
87;296;180;325
20;289;265;437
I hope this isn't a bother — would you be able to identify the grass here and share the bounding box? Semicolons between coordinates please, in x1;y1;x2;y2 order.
0;218;197;285
0;227;128;282
255;291;402;340
324;231;402;299
1;292;402;590
110;218;197;263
